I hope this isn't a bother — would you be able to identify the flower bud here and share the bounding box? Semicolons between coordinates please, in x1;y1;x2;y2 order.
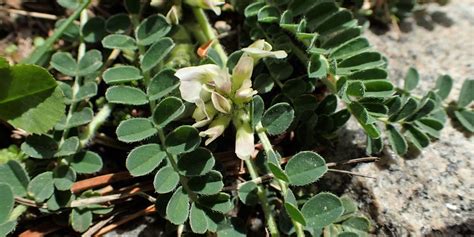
242;39;288;63
232;55;254;92
199;115;231;145
235;121;254;160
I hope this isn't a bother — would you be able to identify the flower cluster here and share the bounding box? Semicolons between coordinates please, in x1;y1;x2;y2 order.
175;40;287;159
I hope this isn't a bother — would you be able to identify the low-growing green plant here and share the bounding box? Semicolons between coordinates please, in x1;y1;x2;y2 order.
0;0;471;236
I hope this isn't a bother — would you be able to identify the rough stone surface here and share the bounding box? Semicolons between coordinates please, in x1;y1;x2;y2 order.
338;1;474;236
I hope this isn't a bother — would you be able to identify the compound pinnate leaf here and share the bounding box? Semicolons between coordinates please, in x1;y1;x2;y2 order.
102;34;137;50
147;69;179;101
0;160;30;197
285;151;327;186
71;208;93;233
106;86;148;105
190;203;208;234
434;75;453;100
116;118;157;143
0;63;65;134
177;147;215;177
152;97;185;128
126;144;166;177
0;183;14;224
55;136;79;157
386;124;408;155
53;165;76;191
28;171;54;202
166;187;190;225
284;202;306;226
55;107;94;130
454;110;474;132
458;79;474;108
165;125;201;155
67;151;103;174
103;65;143;84
21;134;58;159
301;192;344;229
136;15;171;46
404;67;419;91
262;102;295;135
153;166;180;194
140;37;175;72
188;170;224;195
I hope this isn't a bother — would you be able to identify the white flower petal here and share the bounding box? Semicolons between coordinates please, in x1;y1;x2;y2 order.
232;55;254;92
179;80;203;103
211;92;232;114
199;115;231;145
235;123;254;160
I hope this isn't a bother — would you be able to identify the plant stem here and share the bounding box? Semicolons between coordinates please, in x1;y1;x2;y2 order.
244;159;280;237
156;128;199;202
79;103;114;147
255;122;306;237
59;9;88;145
191;7;228;64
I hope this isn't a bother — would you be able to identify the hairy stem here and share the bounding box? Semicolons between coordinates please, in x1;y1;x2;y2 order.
191;7;228;64
244;159;280;237
255;122;305;237
79;103;114;147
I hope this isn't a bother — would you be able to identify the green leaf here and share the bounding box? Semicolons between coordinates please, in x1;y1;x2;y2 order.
152;97;185;128
284;202;306;226
406;99;435;121
244;2;266;17
47;190;73;211
55;107;94;130
198;193;234;213
301;192;344;229
386;124;408;155
103;66;143;84
362;80;394;97
188;170;223;195
238;181;258;206
116;118;157;143
389;98;418;122
0;160;30;197
166;187;190;225
28;171;54;202
106;86;148;105
53;165;76;191
0;63;65;134
67;151;103;174
404;124;430;149
78;50;103;76
285;151;327;186
50;52;77;76
257;5;280;23
366;136;383;155
254;74;274;94
348;101;370;124
153;166;180;194
268;162;290;182
55;136;79;157
316;94;337;114
282;79;308;98
0;183;14;224
342;217;371;234
454;109;474;132
135;15;171;46
340;195;358;215
434;75;453;100
0;221;16;236
415;118;444;138
21;134;57;159
262;102;295;135
458;80;474;107
140;37;175;72
308;54;329;79
165;125;201;155
177;147;215;177
216;218;247;237
361;122;381;139
126;144;166;177
190;203;208;234
147;69;179;101
75;82;98;101
252;95;265;129
105;13;131;34
102;34;137;50
404;67;419;91
71;208;93;233
82;17;107;43
124;0;140;14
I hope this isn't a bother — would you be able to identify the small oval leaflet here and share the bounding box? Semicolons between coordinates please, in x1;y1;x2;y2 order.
285;151;327;186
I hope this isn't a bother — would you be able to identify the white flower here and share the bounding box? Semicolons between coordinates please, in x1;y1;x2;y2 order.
241;39;288;63
235;118;254;160
199;115;231;145
175;64;226;104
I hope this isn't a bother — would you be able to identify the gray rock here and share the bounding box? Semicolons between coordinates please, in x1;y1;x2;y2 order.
341;0;474;236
